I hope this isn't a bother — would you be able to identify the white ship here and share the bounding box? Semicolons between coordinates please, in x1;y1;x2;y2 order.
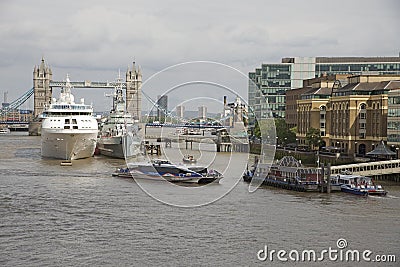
41;75;98;160
97;74;139;159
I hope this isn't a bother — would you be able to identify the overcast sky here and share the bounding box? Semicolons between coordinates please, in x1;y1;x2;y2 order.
0;0;399;112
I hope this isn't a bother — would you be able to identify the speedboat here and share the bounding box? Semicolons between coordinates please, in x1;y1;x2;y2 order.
182;154;197;164
112;159;222;184
336;174;387;196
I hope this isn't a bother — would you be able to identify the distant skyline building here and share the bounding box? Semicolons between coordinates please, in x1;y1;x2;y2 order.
176;105;185;118
157;95;168;122
248;56;400;123
198;105;207;120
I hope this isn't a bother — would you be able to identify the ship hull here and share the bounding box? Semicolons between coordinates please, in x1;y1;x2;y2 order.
97;134;139;159
41;130;98;160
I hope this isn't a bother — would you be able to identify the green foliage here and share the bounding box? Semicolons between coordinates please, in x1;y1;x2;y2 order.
253;120;261;138
305;127;322;150
252;118;296;145
275;119;296;145
253;119;276;140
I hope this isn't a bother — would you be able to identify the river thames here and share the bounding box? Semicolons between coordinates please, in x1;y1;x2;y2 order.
0;133;399;266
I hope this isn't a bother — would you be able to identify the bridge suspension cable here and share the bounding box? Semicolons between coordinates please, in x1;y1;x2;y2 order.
141;91;173;119
0;88;34;116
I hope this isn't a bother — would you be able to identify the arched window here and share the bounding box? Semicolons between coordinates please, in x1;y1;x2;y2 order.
359;103;367;120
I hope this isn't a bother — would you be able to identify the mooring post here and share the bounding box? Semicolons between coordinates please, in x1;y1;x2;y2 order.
320;163;325;193
327;163;331;194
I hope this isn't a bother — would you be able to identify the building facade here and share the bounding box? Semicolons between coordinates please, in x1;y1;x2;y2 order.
286;74;350;128
297;75;400;157
176;105;185;118
198;105;207;120
387;86;400;153
0;109;33;123
156;95;168;122
249;56;400;124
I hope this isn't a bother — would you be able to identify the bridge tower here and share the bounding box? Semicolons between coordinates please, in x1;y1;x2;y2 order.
125;62;142;121
33;58;52;117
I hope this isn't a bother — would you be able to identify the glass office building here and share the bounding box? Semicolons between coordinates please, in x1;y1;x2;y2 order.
248;56;400;123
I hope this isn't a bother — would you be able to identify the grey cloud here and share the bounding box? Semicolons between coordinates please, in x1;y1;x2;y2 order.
0;0;399;107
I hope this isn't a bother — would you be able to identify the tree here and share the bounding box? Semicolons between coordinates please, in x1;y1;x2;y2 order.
306;127;322;150
253;120;261;138
275;119;296;146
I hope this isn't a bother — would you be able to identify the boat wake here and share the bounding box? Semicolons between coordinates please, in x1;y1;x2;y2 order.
382;195;399;199
368;194;396;199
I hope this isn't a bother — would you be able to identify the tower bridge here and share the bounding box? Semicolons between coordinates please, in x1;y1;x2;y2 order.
32;58;142;120
1;58;142;121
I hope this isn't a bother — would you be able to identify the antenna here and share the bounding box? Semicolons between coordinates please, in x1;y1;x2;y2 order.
3;91;8;103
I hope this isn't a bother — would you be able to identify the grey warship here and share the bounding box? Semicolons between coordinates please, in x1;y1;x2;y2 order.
97;75;140;159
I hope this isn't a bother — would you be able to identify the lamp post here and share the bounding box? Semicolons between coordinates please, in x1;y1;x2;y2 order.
336;141;340;159
354;141;358;158
316;150;320;184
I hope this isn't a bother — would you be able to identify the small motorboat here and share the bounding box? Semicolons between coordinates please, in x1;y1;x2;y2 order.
182;155;197;163
0;128;10;135
60;160;72;166
112;167;133;178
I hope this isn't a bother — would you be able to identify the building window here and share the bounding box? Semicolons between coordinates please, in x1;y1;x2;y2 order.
359;103;367;120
